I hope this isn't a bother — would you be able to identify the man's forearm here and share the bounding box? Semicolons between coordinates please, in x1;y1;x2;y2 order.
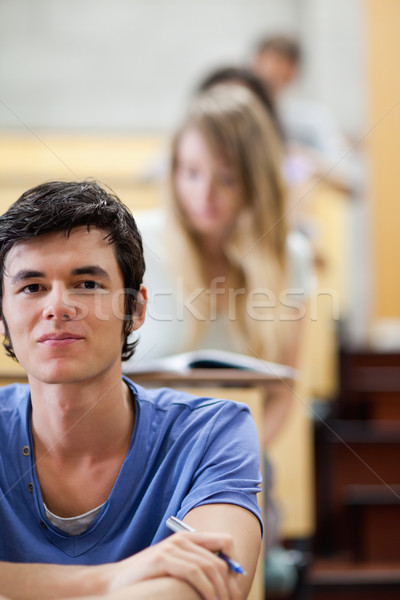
61;578;202;600
0;519;249;600
0;561;108;600
0;563;201;600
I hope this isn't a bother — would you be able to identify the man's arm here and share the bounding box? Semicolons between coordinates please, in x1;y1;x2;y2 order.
184;503;262;600
0;580;202;600
0;562;106;600
0;502;260;600
106;509;247;600
59;579;209;600
0;546;228;600
62;503;261;600
91;502;260;600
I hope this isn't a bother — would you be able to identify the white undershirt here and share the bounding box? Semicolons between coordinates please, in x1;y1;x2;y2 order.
43;502;105;536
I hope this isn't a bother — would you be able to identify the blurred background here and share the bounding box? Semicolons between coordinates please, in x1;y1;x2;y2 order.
0;0;367;134
1;0;400;598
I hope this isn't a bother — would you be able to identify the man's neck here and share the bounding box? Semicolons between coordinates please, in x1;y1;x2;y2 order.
28;368;135;517
29;368;134;461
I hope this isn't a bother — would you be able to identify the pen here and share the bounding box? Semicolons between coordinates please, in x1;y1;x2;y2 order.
166;515;247;575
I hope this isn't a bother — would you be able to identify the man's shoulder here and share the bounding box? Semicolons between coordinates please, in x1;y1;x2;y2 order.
0;383;30;404
0;383;30;428
129;379;248;420
129;382;256;456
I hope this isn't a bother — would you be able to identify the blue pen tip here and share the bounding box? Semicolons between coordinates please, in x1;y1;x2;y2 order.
230;562;247;575
218;553;247;575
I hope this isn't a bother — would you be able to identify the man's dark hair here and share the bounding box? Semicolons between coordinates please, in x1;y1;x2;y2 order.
196;66;283;140
0;180;145;361
254;35;302;64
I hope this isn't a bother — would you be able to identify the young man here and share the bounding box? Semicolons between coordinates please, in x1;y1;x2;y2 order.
250;34;358;194
251;35;302;101
0;181;262;600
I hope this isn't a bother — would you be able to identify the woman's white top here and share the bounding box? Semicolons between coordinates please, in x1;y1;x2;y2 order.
123;210;315;371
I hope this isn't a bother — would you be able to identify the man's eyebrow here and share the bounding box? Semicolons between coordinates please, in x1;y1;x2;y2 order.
71;265;111;280
9;266;111;285
10;270;46;285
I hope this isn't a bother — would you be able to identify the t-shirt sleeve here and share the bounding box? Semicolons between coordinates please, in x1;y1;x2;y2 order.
177;400;263;533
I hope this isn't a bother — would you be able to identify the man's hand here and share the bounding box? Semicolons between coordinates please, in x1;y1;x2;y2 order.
105;530;241;600
0;505;260;600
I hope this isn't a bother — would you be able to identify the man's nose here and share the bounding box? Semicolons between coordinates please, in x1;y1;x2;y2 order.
42;286;77;321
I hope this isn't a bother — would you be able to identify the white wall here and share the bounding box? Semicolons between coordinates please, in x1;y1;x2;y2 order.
0;0;366;135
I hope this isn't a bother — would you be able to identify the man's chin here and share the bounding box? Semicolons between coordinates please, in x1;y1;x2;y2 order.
27;367;90;386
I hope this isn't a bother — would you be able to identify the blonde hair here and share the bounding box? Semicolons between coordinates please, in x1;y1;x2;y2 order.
166;84;289;361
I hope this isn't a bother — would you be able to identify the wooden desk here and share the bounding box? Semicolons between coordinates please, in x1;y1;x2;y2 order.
130;369;287;387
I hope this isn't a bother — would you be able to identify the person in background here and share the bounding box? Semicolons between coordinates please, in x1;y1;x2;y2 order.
251;35;301;103
122;83;315;593
196;65;284;141
125;83;314;446
250;34;360;197
195;64;317;581
0;180;262;600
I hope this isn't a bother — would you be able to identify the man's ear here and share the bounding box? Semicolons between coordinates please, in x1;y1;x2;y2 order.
130;285;147;332
0;320;5;337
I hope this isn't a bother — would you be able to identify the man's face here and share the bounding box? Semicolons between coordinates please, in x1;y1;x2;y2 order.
252;50;298;96
1;227;145;386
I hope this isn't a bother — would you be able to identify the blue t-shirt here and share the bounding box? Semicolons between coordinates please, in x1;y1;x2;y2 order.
0;377;262;564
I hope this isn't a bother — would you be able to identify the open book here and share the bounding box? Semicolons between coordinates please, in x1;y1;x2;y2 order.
128;348;296;380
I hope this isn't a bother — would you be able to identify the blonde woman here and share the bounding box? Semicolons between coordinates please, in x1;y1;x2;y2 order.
125;83;314;443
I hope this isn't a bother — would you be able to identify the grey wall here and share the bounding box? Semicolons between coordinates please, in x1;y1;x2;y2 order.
0;0;366;135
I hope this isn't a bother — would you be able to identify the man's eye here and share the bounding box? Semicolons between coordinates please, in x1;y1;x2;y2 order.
22;283;42;294
77;280;102;290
